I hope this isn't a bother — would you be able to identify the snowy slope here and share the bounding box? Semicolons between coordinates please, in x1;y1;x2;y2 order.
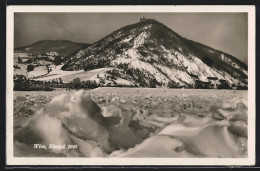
61;19;248;89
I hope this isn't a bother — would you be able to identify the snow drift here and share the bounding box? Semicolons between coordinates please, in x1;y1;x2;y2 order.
14;90;248;158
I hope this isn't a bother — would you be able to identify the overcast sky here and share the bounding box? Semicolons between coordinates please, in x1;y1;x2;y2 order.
14;13;248;64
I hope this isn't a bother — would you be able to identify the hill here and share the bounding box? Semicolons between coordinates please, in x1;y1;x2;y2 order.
14;40;90;57
40;19;248;89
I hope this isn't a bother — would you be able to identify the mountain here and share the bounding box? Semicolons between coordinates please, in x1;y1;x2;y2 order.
61;19;248;89
14;40;90;57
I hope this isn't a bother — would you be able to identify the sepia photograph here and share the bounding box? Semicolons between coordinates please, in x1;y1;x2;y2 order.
6;5;255;165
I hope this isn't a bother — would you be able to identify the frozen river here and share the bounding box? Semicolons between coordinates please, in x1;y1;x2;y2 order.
13;88;248;158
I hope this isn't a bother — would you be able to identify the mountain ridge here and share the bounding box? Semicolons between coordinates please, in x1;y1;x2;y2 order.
60;19;247;89
14;40;90;57
20;19;247;89
92;19;247;67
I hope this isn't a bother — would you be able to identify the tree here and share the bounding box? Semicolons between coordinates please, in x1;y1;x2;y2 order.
202;56;213;67
218;81;230;89
84;80;98;89
195;80;211;89
59;78;63;84
27;64;34;72
54;56;62;65
14;64;21;69
149;78;158;88
18;57;22;63
72;78;81;89
46;65;52;73
168;81;178;88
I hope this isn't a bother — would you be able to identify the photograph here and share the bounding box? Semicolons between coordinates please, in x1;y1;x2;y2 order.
6;5;255;165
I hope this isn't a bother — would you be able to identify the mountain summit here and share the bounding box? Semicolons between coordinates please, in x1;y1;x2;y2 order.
61;19;248;89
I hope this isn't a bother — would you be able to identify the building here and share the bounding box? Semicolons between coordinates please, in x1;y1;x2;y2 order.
195;80;211;89
14;53;30;63
139;16;147;22
190;73;199;79
207;77;218;81
14;52;28;58
46;52;58;56
219;79;227;83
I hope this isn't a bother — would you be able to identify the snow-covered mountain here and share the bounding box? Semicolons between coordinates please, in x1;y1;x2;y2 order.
61;19;248;89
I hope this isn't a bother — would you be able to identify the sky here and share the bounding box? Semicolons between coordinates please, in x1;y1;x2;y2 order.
14;13;248;64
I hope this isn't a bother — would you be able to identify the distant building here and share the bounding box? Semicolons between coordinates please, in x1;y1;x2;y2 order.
14;54;30;63
195;80;211;89
232;86;238;90
190;73;199;79
14;53;28;58
221;54;225;61
48;56;55;61
207;77;218;81
139;16;147;22
46;52;58;56
219;79;227;83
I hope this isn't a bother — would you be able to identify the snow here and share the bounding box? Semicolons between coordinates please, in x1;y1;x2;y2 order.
112;55;169;85
75;51;85;58
114;78;132;85
45;67;113;83
112;56;132;65
130;60;169;84
222;71;241;85
27;66;48;78
133;32;149;48
14;88;248;157
122;37;133;43
112;47;141;64
160;45;224;82
46;51;58;56
199;75;208;82
125;49;139;60
111;42;246;87
242;69;248;76
142;24;152;30
155;64;193;85
34;65;84;81
14;64;28;76
173;51;226;80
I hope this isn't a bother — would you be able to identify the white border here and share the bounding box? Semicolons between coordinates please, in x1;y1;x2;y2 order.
6;5;256;166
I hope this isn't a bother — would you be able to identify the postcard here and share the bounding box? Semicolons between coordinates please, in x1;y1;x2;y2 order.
6;5;255;165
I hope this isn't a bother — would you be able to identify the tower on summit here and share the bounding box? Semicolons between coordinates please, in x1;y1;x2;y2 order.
139;16;146;22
